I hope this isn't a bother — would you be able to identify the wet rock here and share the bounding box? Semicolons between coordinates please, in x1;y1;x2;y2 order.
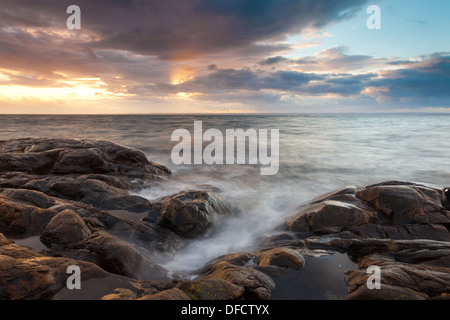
0;233;108;300
198;259;275;300
0;191;58;235
40;209;92;248
253;247;305;278
285;194;381;234
101;288;136;300
144;190;238;238
284;181;450;241
74;231;168;280
176;279;244;300
257;247;305;269
0;138;170;210
91;211;185;259
345;253;450;300
356;182;450;226
0;138;170;179
0;233;43;259
97;195;152;212
137;288;192;300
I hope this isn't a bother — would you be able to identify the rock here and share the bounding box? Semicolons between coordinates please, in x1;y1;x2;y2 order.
284;181;450;241
137;288;192;300
74;231;168;280
347;283;429;300
0;233;110;300
144;190;238;238
176;279;244;300
341;238;450;265
0;233;42;259
345;253;450;300
0;188;56;209
0;191;58;236
0;138;170;211
253;247;305;278
285;194;381;234
101;288;136;300
356;182;450;225
2;138;450;301
257;247;305;269
0;138;170;179
97;195;152;212
90;211;185;260
198;256;276;300
40;209;92;248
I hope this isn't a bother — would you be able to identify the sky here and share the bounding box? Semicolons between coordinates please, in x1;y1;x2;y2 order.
0;0;449;114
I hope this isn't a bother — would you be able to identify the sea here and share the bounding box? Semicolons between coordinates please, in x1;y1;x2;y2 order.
1;113;449;299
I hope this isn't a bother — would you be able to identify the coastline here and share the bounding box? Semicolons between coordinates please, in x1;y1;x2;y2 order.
0;138;449;300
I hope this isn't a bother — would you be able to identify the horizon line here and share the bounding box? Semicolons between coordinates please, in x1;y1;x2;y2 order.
1;112;450;116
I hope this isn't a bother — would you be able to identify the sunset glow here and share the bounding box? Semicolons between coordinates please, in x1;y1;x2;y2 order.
0;0;449;114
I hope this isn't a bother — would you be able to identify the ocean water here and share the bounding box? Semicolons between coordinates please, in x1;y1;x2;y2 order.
1;114;450;274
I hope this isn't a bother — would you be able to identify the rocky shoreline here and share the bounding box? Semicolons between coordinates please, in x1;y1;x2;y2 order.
0;138;449;300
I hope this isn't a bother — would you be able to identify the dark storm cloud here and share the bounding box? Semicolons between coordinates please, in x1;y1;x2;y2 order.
0;0;371;61
177;68;326;93
92;0;372;60
131;66;375;98
368;53;450;104
141;53;450;106
258;56;288;66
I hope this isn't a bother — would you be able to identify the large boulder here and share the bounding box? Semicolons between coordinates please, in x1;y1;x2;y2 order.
0;232;170;300
0;138;170;210
345;252;450;300
40;209;92;248
197;252;276;300
0;189;59;236
0;138;170;178
284;182;450;241
74;231;168;280
143;190;238;238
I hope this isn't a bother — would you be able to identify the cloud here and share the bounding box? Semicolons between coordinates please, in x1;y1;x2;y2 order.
134;53;450;109
1;0;449;113
0;0;371;62
258;56;288;66
366;53;450;105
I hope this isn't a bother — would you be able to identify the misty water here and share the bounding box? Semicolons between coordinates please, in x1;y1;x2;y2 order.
1;114;450;296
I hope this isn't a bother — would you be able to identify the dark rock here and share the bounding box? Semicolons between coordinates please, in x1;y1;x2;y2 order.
176;279;244;300
144;190;238;238
285;194;381;234
356;183;450;225
0;138;170;208
0;138;170;178
345;253;450;300
197;253;276;300
91;211;185;259
40;209;92;248
137;288;192;300
257;247;305;269
97;195;152;212
0;191;58;236
283;181;450;241
0;233;112;300
74;231;168;280
100;288;137;300
254;247;305;278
